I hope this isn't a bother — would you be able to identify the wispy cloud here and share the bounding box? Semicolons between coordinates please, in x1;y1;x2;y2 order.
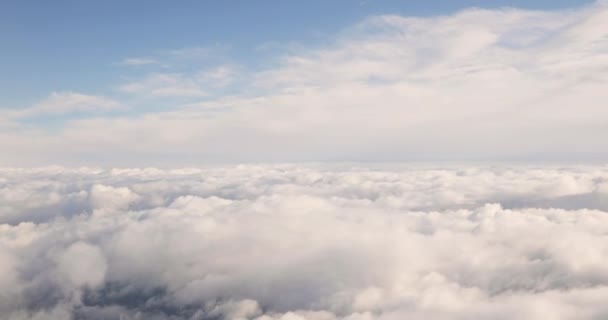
3;2;608;164
120;57;159;66
197;65;239;88
119;65;238;98
118;45;228;69
165;46;211;59
164;44;229;60
120;73;208;97
2;92;123;119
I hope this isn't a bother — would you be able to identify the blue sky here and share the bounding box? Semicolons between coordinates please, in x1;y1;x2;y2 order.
1;0;606;165
0;0;593;107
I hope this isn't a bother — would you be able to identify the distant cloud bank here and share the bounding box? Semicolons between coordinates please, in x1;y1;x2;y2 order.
2;2;608;165
2;164;608;319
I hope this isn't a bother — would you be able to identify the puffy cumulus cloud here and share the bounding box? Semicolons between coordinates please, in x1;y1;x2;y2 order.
2;164;608;319
56;242;107;288
90;184;139;211
3;2;608;165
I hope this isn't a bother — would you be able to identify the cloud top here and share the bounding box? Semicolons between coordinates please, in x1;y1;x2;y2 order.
2;164;608;319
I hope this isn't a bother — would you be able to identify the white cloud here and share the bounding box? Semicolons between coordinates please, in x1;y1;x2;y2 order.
198;65;238;88
56;242;107;288
4;92;123;119
120;73;208;97
164;45;228;60
2;165;608;319
119;65;238;98
120;57;159;66
90;184;139;211
3;2;608;164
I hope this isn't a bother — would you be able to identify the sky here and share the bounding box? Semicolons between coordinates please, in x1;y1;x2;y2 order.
4;3;608;319
0;0;606;165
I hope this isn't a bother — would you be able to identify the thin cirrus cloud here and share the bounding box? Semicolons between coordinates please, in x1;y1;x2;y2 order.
118;65;238;98
120;57;159;66
2;165;608;319
3;92;122;120
119;46;224;68
2;1;608;165
119;73;210;97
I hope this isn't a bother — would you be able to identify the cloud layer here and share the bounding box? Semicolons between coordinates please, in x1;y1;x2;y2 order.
2;2;608;165
4;92;122;120
2;165;608;319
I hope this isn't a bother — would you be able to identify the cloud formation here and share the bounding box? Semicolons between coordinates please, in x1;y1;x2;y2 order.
2;2;608;164
121;58;159;66
119;66;237;98
3;92;122;120
120;73;210;97
2;165;608;319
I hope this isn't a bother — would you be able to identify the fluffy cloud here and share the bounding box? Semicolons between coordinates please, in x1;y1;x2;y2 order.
3;2;608;165
2;165;608;319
